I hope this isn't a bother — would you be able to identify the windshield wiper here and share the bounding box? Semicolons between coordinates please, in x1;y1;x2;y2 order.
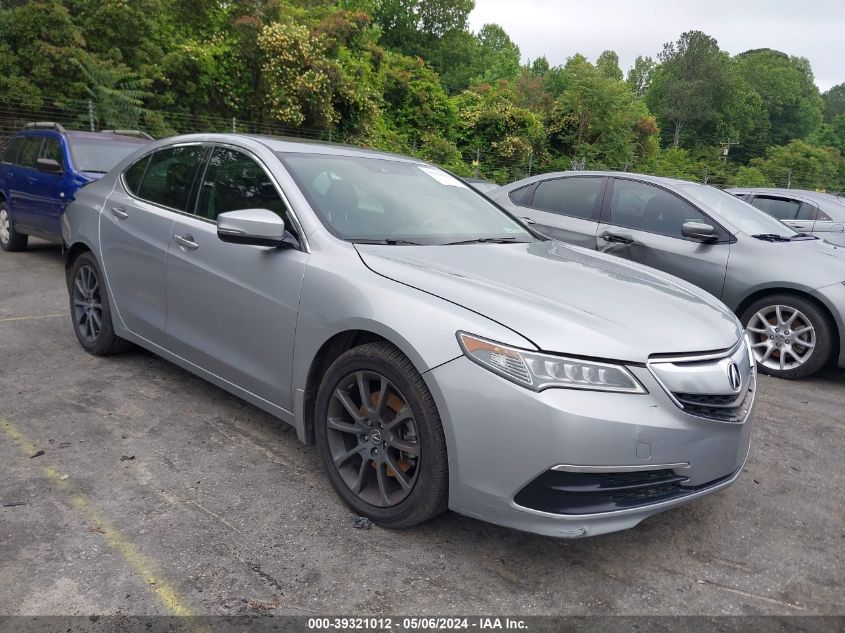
351;238;425;245
790;233;819;240
751;233;791;242
442;237;526;245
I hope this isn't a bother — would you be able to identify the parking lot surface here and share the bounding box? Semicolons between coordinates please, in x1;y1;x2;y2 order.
0;241;843;617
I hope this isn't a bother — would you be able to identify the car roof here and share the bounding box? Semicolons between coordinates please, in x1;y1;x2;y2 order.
727;187;845;205
500;171;694;190
16;129;151;144
244;134;426;163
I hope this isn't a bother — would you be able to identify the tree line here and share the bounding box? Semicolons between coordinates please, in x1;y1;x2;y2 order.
1;0;843;190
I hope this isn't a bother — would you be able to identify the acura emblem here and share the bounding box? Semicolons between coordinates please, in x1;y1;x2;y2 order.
727;362;742;392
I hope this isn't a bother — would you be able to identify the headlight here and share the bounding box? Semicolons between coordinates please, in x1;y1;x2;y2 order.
457;332;646;393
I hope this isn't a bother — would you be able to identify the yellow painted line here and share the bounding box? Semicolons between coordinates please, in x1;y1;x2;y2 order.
0;313;66;323
0;417;203;622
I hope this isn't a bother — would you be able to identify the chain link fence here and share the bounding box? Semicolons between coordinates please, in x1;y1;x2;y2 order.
1;92;840;193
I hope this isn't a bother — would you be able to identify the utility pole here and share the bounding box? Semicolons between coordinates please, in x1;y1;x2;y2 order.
787;168;792;189
231;117;236;133
526;151;533;178
719;139;739;164
88;99;95;132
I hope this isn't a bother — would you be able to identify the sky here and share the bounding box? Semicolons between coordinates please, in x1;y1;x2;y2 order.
468;0;845;92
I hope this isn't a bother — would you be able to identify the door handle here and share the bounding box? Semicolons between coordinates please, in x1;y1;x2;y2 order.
519;216;536;225
174;234;199;250
601;232;634;245
111;207;128;219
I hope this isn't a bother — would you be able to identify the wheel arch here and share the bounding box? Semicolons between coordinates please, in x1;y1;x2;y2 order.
64;241;94;280
300;329;407;445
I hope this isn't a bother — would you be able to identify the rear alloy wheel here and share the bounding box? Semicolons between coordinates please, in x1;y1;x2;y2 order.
315;342;448;527
0;203;28;252
742;294;833;379
68;252;133;355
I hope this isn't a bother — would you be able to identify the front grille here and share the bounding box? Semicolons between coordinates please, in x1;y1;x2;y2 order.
673;373;756;423
676;393;739;406
514;469;732;515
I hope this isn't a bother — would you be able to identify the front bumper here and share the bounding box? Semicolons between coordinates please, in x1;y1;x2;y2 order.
425;356;754;538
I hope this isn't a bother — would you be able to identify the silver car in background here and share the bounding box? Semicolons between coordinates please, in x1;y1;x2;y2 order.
492;173;845;379
62;135;754;538
728;188;845;246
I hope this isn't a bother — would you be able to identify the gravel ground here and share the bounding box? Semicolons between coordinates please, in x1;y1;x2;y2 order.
0;241;843;617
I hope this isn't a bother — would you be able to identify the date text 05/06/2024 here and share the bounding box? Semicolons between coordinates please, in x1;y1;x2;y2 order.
307;617;528;630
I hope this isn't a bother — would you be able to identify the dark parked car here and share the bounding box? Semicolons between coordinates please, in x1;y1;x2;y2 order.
728;188;845;246
491;171;845;379
0;122;153;251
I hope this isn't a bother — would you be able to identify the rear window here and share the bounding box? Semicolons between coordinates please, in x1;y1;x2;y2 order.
69;139;147;173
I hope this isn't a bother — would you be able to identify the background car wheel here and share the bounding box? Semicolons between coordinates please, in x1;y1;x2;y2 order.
68;252;133;356
741;294;833;379
0;202;28;252
315;341;448;528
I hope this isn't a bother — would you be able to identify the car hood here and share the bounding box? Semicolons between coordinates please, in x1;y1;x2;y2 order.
356;240;742;363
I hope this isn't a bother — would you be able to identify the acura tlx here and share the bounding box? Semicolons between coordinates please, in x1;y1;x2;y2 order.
61;134;755;537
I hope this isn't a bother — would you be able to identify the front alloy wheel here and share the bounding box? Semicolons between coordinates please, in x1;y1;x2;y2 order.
742;294;833;379
315;342;448;528
326;370;420;507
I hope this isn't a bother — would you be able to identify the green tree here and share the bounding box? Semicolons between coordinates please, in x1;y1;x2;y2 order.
822;83;845;121
452;82;545;182
596;50;623;81
750;139;843;190
731;165;772;187
735;49;823;146
0;0;86;106
70;56;152;129
474;24;521;84
646;31;733;148
547;55;658;169
626;55;654;99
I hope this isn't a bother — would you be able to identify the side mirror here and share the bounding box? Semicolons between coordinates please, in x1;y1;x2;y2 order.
682;221;718;243
217;209;287;247
36;158;63;175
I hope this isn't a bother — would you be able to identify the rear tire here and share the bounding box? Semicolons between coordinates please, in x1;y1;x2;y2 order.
68;251;133;355
315;342;449;528
740;293;833;379
0;202;28;252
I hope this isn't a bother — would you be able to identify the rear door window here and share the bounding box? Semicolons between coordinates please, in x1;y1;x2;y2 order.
2;137;24;164
531;177;603;219
750;196;802;220
135;145;204;211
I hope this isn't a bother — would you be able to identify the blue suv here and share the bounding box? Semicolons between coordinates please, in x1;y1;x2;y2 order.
0;122;153;251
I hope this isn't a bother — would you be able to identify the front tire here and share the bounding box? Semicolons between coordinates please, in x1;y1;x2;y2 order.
315;342;449;528
0;202;28;252
741;294;833;379
68;252;133;355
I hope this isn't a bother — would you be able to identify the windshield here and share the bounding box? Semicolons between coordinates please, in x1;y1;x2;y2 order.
70;140;146;173
678;183;797;237
279;153;534;245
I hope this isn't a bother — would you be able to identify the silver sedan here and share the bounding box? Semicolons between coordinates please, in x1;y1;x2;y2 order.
728;188;845;246
492;172;845;379
62;135;754;537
